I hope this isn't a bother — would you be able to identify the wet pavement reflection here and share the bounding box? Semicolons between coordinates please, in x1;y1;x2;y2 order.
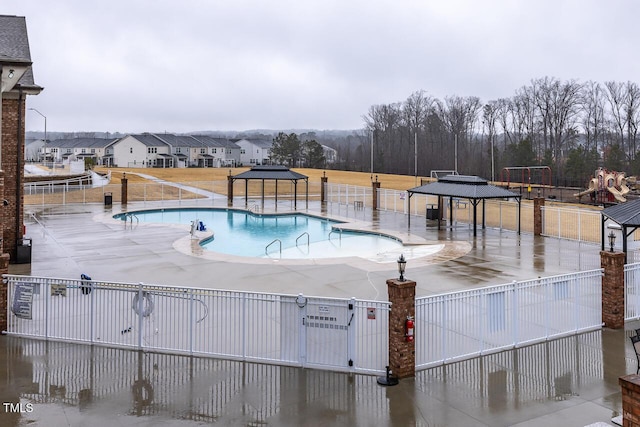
0;325;636;426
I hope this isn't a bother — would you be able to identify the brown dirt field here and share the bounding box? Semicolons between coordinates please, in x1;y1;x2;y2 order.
95;167;430;190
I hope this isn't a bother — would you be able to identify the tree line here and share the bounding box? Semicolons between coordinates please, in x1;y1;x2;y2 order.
322;77;640;187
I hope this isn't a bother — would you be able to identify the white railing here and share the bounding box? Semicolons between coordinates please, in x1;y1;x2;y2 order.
625;262;640;320
3;275;389;375
414;269;603;370
541;205;601;243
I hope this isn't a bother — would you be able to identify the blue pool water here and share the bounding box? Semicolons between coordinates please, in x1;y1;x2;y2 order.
115;208;405;260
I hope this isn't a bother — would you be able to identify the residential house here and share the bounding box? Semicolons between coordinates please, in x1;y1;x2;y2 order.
152;133;203;168
112;134;172;168
235;138;273;166
43;138;119;166
191;135;241;167
321;145;338;165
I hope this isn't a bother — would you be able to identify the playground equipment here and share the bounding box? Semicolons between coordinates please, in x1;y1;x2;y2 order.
499;166;552;197
574;168;630;204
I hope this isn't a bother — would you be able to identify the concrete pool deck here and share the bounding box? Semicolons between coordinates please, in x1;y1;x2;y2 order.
1;199;630;426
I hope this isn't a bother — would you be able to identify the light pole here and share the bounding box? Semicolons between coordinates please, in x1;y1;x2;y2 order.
28;108;46;143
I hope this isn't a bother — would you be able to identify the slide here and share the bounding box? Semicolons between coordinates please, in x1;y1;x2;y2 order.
607;186;627;202
574;178;598;198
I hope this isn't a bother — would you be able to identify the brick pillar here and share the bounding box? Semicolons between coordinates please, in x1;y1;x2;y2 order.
320;173;328;203
372;179;381;211
121;173;128;205
227;173;234;207
0;170;4;254
2;98;24;262
386;278;416;379
620;374;640;426
0;253;11;331
533;197;545;236
601;250;625;329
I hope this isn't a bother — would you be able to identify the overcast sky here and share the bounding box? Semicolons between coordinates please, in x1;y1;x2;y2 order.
6;1;640;134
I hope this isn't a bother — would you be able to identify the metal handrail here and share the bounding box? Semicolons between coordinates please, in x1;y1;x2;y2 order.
125;213;139;223
265;239;281;256
296;232;309;248
328;228;342;241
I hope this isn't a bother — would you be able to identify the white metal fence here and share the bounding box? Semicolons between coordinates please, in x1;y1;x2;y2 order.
541;205;601;243
625;262;640;320
3;275;389;375
414;269;603;370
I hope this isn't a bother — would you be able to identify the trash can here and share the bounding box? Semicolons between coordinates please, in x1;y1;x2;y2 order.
104;192;113;206
426;206;439;220
16;238;32;264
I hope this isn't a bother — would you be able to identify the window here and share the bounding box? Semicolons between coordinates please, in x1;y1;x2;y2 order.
66;148;72;154
212;148;217;154
91;149;95;154
81;148;86;154
201;148;206;154
176;147;181;153
240;149;246;154
147;147;158;154
227;149;231;154
130;148;133;154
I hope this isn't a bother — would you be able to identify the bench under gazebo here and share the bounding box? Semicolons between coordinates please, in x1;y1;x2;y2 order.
228;165;309;210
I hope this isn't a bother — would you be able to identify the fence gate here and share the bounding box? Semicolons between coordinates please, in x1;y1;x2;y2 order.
299;296;354;370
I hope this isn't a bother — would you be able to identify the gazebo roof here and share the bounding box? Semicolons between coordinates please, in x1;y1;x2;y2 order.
233;165;308;181
601;198;640;227
407;175;520;200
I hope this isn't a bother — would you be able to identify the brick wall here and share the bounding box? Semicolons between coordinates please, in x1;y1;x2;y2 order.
372;180;381;211
386;278;416;378
533;197;544;236
601;250;625;329
620;374;640;426
1;97;25;262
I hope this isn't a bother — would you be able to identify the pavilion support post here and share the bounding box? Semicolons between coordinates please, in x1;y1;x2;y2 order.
227;174;234;207
244;180;248;207
482;199;486;229
261;179;265;210
533;197;544;236
294;181;298;210
305;179;308;209
321;174;328;202
275;180;278;207
372;178;381;210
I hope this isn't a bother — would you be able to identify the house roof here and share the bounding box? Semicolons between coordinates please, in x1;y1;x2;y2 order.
601;198;640;227
47;138;118;149
153;133;203;148
191;135;240;149
236;138;272;149
233;165;307;181
408;175;520;200
0;15;40;89
130;134;170;147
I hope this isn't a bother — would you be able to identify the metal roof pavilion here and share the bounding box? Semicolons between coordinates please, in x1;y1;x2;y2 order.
407;175;522;236
600;198;640;260
230;165;309;209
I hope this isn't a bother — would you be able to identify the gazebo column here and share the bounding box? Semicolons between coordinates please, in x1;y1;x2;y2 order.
275;180;278;207
482;199;486;229
244;179;248;207
294;181;298;210
261;179;265;210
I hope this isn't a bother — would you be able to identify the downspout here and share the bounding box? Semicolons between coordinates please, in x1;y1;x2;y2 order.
17;88;24;243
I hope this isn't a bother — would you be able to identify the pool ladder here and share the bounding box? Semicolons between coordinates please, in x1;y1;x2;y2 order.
124;213;139;223
296;232;309;248
265;239;281;256
328;228;342;242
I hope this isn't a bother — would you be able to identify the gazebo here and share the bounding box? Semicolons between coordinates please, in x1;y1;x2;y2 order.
407;175;522;236
230;165;309;209
600;199;640;262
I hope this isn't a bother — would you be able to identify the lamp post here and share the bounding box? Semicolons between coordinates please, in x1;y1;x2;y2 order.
608;231;616;252
397;254;407;281
28;108;46;144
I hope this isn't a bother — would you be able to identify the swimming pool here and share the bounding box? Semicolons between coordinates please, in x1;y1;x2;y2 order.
115;208;412;260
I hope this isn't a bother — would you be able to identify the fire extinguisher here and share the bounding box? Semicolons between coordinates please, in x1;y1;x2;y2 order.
405;316;414;342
